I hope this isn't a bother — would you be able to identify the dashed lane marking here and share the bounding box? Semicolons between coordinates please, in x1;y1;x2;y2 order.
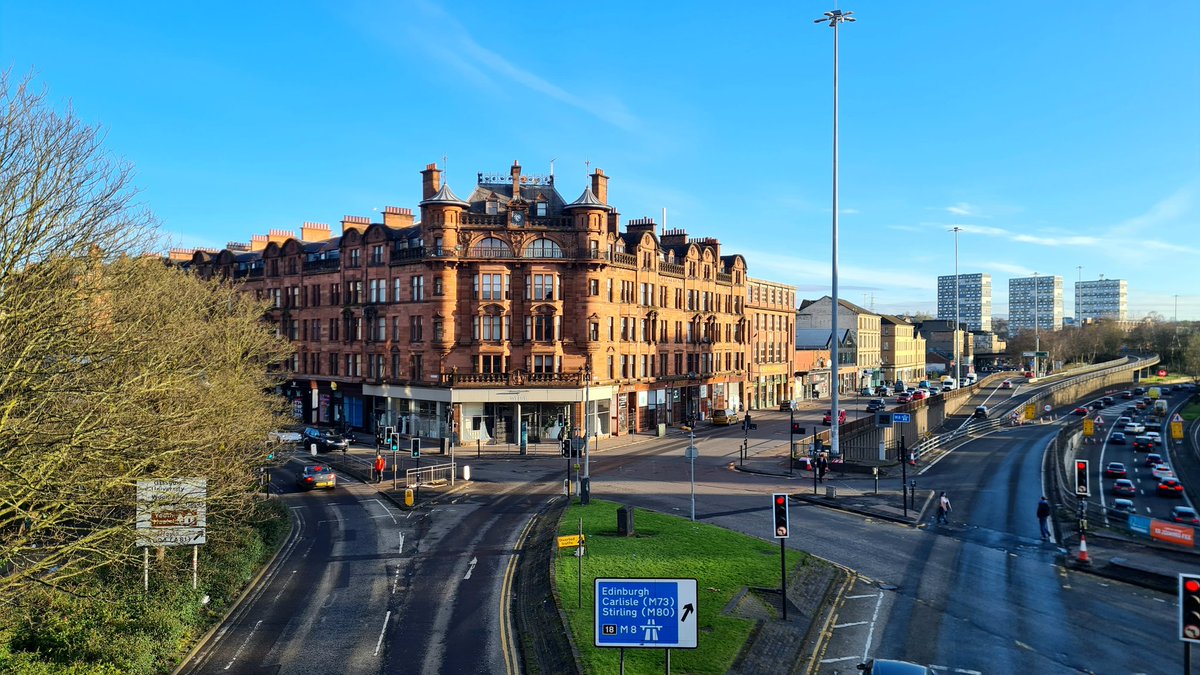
833;621;868;628
819;655;860;664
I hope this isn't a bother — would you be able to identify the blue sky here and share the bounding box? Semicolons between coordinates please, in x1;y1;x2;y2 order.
3;1;1197;320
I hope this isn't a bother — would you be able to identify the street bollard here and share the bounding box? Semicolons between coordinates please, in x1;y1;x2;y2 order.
910;480;916;510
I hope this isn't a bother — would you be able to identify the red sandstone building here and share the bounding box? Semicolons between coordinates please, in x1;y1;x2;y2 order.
183;161;784;445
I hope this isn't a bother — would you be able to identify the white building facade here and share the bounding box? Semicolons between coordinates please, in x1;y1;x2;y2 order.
937;273;992;332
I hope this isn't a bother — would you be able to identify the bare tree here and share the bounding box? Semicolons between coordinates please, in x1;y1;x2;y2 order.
0;75;291;602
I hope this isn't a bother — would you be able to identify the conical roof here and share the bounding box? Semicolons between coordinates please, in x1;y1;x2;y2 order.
563;186;611;211
419;182;469;207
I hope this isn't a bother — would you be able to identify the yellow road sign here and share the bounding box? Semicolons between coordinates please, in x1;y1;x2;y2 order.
1025;403;1037;420
557;534;586;549
1173;422;1185;441
1083;418;1095;437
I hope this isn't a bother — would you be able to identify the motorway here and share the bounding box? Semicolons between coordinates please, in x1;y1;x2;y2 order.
179;367;1189;674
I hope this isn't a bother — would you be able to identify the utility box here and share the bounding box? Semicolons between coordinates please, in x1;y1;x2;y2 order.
617;505;636;537
826;486;837;499
657;423;666;437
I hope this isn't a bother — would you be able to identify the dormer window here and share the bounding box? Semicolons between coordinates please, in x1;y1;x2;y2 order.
486;200;499;215
535;202;547;217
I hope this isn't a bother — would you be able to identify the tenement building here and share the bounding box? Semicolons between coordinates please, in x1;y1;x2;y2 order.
182;161;758;445
746;278;797;409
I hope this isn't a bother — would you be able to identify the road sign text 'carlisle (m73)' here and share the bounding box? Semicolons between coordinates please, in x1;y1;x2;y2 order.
594;578;698;649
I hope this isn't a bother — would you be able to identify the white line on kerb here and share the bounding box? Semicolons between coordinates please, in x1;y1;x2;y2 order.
374;610;391;656
833;621;868;628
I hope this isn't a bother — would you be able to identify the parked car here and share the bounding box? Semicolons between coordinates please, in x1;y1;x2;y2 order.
1144;453;1164;467
302;427;350;453
1112;479;1137;496
973;406;989;419
1001;379;1013;389
778;400;796;411
297;464;336;490
1109;498;1136;519
823;409;847;425
1109;432;1127;445
1172;506;1200;525
866;399;886;412
1133;435;1155;451
1105;462;1127;478
712;409;739;426
1157;478;1185;497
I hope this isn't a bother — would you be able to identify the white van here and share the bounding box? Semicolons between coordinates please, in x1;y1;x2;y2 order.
940;376;957;390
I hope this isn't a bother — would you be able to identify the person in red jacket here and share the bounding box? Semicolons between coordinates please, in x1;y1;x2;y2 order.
374;453;386;483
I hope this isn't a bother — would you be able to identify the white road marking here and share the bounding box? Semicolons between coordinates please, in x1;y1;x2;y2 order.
464;556;478;580
399;532;405;554
834;620;868;628
272;570;298;603
370;498;397;525
223;619;263;670
954;669;983;674
861;591;884;662
374;610;391;656
820;655;860;664
845;594;876;599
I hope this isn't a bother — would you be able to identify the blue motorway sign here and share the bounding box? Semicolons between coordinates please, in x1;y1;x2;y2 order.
892;413;912;423
594;578;698;649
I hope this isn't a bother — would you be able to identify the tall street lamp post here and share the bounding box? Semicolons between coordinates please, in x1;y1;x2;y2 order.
581;362;591;505
951;227;962;386
814;7;855;462
1032;272;1040;376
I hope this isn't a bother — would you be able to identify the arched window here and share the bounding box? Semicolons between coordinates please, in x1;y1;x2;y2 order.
471;237;512;258
524;238;563;258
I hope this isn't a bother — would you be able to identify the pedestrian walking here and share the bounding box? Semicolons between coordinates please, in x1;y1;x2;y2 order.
373;453;386;484
817;454;829;483
937;491;952;524
1037;496;1052;540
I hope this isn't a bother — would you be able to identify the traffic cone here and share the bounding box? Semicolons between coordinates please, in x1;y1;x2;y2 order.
1077;533;1091;564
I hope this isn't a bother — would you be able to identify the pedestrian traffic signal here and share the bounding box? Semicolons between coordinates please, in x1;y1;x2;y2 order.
1180;573;1200;642
791;422;803;435
772;493;790;539
410;438;421;459
389;434;399;453
1075;459;1090;497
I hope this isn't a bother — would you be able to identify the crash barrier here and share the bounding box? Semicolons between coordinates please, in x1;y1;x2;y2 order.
406;461;456;488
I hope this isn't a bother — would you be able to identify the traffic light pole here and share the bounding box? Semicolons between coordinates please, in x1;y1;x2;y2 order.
900;432;908;519
788;407;795;477
780;537;787;620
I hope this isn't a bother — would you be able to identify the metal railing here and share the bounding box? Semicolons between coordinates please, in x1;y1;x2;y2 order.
406;461;455;488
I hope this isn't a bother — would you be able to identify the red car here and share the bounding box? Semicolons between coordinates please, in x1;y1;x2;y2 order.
822;409;847;425
911;390;927;401
1024;371;1035;378
1157;478;1185;497
897;393;912;404
1072;407;1088;416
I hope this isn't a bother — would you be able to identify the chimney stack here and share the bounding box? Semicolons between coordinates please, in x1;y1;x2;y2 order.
342;215;370;235
590;168;608;204
267;229;293;245
300;222;332;242
421;163;442;200
250;234;268;252
510;160;522;200
383;206;415;229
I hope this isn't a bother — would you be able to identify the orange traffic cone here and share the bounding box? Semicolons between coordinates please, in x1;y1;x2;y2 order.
1077;533;1091;564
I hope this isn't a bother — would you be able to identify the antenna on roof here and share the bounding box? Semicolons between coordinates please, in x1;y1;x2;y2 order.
585;157;590;183
550;158;556;177
442;154;448;180
662;207;667;237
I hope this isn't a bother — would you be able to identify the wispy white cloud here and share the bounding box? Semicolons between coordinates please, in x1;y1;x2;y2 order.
841;208;859;215
1112;181;1198;235
389;1;638;131
1011;234;1101;247
985;261;1035;276
945;202;977;217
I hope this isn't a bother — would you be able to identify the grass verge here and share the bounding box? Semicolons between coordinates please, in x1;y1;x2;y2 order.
554;500;808;675
1181;402;1200;422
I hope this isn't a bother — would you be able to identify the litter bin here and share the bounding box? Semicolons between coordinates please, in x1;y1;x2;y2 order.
825;485;837;498
657;423;666;437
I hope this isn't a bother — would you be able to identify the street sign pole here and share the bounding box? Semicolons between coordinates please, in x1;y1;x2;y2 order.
788;407;795;477
900;429;908;519
688;429;697;522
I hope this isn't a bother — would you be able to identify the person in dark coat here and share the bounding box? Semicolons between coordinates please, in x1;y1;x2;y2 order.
1037;496;1052;540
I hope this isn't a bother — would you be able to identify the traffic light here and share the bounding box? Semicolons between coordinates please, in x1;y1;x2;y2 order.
772;493;790;539
1074;459;1090;497
791;422;803;435
561;439;571;457
389;434;399;453
1180;573;1200;642
410;438;421;459
875;412;893;427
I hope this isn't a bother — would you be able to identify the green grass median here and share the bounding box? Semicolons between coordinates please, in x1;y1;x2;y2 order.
553;500;809;675
1182;401;1200;422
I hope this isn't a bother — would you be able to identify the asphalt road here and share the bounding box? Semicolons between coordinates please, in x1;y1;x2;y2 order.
178;460;558;675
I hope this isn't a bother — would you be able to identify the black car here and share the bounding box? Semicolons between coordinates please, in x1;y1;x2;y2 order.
1121;391;1134;399
1109;432;1126;445
302;427;350;453
866;399;886;412
1101;396;1115;406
